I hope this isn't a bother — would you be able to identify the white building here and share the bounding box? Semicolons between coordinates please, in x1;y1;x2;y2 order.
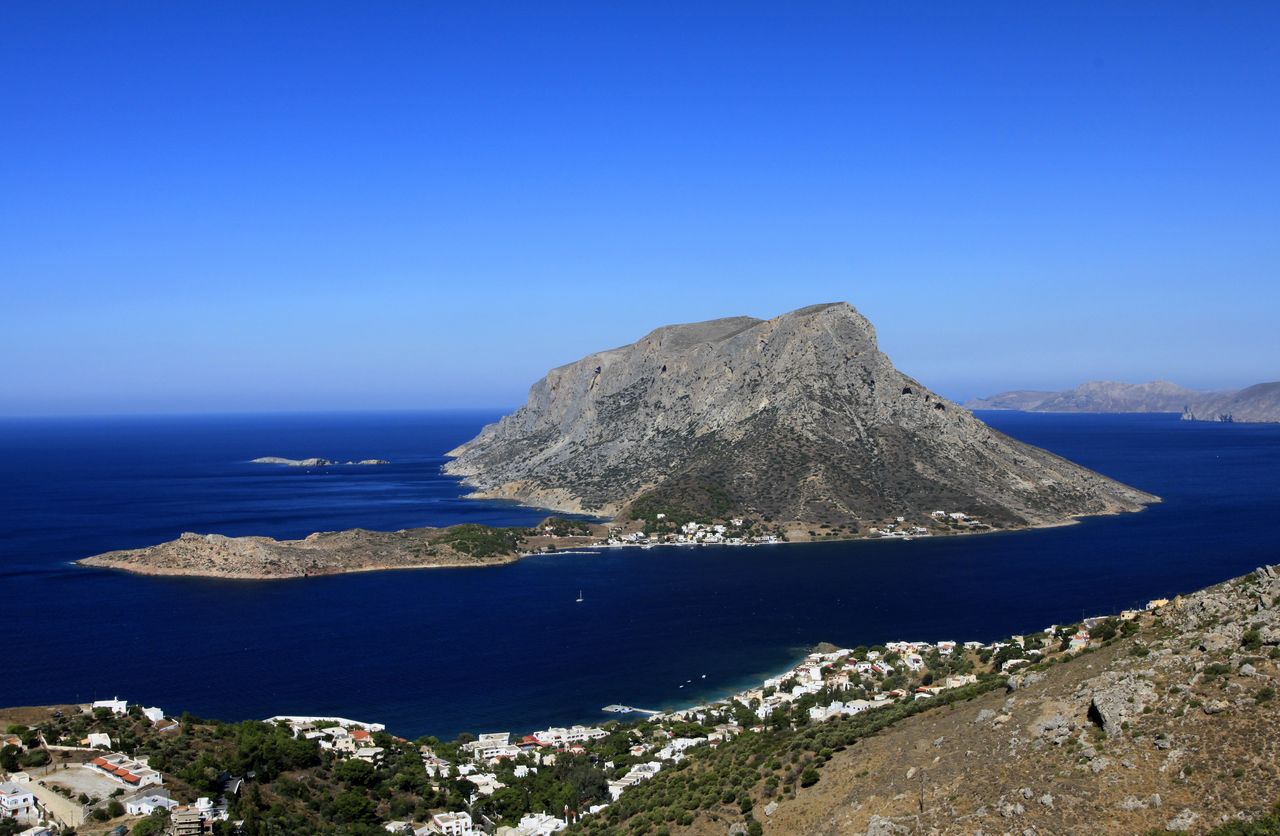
91;698;128;715
86;753;163;788
0;782;36;820
266;715;386;734
511;811;566;835
464;773;505;798
464;732;516;761
531;725;607;747
429;811;473;835
421;754;452;779
351;747;385;764
142;707;166;724
87;732;112;749
126;793;178;815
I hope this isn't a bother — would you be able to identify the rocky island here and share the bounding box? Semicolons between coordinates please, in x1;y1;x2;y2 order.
446;302;1156;534
80;302;1157;579
77;519;605;579
250;457;390;466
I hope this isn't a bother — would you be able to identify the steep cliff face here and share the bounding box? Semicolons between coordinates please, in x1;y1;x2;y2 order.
445;303;1157;527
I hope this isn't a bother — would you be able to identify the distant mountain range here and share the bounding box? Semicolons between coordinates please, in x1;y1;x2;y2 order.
966;380;1280;423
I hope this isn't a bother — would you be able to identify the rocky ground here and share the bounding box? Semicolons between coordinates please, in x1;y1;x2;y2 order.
742;565;1280;835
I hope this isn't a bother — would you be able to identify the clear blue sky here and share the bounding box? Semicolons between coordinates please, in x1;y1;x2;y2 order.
2;2;1277;415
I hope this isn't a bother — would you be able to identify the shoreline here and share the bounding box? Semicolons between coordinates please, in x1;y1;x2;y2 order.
13;559;1203;740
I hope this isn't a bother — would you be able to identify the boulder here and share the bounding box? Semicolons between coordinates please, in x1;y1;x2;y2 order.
1007;671;1045;691
1030;711;1076;746
1088;674;1157;736
865;816;908;836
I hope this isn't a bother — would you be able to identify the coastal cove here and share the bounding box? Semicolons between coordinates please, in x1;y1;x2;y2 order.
3;410;1279;739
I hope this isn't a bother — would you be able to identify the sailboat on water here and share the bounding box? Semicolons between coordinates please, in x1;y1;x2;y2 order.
576;589;584;603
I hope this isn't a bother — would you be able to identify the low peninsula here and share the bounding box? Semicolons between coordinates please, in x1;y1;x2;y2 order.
76;519;607;580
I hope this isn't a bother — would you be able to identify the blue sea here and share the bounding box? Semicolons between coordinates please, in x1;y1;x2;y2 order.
2;410;1278;739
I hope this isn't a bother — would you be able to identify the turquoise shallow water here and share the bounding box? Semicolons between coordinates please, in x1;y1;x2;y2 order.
2;410;1277;738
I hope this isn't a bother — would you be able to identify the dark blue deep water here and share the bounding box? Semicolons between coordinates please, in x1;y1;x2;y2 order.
2;410;1278;738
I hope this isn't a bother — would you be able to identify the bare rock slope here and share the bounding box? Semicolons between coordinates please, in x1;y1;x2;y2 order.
758;564;1280;835
446;303;1156;528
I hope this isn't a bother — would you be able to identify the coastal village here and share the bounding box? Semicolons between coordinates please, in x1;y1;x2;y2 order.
0;598;1175;836
563;507;989;554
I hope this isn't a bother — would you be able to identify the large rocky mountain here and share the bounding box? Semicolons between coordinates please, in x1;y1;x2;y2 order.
968;379;1280;422
445;303;1156;530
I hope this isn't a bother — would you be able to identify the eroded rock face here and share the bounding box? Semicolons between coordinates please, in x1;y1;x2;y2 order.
445;303;1158;526
1087;674;1158;736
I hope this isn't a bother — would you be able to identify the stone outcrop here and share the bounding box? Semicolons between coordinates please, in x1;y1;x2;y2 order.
446;303;1158;528
1085;673;1158;736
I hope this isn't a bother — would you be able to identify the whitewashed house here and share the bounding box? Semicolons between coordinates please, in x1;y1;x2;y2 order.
428;811;473;835
0;783;36;821
91;698;128;715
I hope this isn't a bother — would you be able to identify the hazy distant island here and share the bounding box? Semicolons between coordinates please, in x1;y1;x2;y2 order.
81;302;1157;580
250;456;390;466
967;380;1280;423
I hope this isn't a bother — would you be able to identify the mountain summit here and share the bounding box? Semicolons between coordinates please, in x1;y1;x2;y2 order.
445;303;1156;532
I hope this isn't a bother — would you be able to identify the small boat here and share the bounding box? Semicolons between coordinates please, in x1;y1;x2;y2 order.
576;590;584;603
